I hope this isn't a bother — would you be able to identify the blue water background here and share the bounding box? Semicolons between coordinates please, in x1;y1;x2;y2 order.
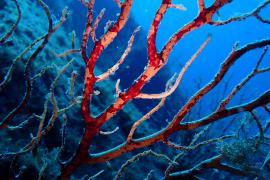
44;0;270;133
131;0;270;125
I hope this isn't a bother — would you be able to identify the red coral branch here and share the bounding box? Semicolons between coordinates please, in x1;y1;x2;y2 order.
59;0;270;178
2;0;270;179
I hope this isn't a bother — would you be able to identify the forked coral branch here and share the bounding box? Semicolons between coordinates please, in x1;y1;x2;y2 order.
1;0;270;179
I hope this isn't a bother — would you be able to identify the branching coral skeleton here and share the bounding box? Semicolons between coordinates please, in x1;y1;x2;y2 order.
0;0;270;179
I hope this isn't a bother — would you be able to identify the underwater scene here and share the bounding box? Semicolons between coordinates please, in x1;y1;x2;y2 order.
0;0;270;179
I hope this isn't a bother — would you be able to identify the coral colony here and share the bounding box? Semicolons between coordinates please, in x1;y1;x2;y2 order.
0;0;270;179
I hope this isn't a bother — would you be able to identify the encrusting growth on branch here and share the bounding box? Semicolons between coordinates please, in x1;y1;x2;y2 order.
136;35;211;99
127;74;177;142
100;126;119;135
53;49;81;58
168;4;187;11
163;134;235;152
97;26;141;82
92;8;106;43
115;150;177;180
